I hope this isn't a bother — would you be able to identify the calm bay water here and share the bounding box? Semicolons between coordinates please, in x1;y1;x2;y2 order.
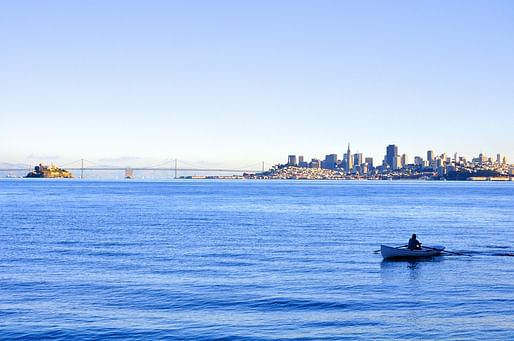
1;179;513;340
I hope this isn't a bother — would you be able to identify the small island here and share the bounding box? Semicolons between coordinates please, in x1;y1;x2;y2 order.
25;164;73;178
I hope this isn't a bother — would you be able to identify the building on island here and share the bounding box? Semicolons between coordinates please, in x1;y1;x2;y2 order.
25;164;73;178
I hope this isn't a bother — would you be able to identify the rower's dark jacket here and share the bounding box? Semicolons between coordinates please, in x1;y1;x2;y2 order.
408;237;421;250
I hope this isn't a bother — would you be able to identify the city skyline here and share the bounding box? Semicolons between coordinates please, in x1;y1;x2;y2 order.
272;142;513;181
1;1;513;166
1;142;510;181
285;143;510;170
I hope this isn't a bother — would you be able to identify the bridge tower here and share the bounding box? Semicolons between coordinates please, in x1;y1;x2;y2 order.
125;168;134;179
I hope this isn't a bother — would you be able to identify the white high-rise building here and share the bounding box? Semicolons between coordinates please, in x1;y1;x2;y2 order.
401;154;407;167
393;155;402;170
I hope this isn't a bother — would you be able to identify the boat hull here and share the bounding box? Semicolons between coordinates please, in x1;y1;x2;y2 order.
381;244;445;259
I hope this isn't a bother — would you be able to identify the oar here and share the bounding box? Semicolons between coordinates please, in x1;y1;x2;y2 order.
423;246;471;257
373;244;408;253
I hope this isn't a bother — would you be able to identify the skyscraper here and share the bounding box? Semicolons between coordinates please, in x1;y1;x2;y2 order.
322;154;338;169
309;158;320;169
298;155;308;168
394;155;402;170
386;144;398;169
288;155;297;166
401;153;407;167
354;153;363;168
346;143;353;172
414;156;424;166
427;150;434;162
478;153;487;165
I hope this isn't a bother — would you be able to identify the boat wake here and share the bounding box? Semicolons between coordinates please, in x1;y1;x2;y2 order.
454;248;514;257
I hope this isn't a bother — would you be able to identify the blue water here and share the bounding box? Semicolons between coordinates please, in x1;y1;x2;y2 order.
1;180;513;340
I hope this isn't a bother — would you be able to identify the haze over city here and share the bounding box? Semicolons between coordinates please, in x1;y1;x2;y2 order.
1;1;513;167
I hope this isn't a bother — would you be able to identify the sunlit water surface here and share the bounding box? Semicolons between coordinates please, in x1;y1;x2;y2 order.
1;180;513;339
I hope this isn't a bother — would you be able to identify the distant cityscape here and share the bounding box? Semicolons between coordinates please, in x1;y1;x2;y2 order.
1;144;513;181
248;144;514;180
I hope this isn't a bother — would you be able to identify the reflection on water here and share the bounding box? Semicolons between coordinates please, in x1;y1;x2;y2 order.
380;256;445;266
380;257;445;281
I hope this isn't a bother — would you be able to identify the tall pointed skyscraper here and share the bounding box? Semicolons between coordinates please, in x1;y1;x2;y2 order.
346;143;353;172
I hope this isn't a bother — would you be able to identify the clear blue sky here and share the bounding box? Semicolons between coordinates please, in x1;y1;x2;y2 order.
1;0;513;167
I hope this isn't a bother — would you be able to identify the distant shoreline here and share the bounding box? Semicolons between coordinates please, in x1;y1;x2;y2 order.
2;176;513;182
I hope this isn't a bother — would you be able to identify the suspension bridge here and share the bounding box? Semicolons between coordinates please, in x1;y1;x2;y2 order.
0;159;276;178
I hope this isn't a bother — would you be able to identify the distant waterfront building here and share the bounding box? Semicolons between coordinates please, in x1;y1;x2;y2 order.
386;144;398;169
401;154;407;167
322;154;338;169
346;143;353;172
427;150;434;162
427;150;437;168
309;158;321;169
393;155;402;170
497;153;501;164
361;163;369;175
354;153;363;169
365;157;373;168
298;155;308;168
299;161;309;169
299;162;309;168
476;153;488;165
288;155;297;166
436;158;444;168
414;156;423;166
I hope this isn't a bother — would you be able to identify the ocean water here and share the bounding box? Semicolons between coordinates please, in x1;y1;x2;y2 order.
1;179;513;340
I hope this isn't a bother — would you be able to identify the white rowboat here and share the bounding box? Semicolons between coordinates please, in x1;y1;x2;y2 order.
381;244;445;259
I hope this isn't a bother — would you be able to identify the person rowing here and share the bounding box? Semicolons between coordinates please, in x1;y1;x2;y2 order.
408;233;422;250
